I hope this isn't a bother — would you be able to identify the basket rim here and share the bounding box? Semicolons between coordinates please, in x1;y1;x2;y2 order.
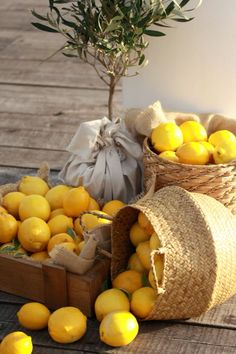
143;136;236;168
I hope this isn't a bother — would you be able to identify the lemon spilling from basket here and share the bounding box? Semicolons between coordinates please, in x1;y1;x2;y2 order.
151;121;236;165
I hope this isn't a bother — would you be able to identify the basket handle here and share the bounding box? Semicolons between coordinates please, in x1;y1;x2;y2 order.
150;248;166;295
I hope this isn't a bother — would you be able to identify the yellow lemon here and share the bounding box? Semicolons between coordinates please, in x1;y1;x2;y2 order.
18;217;51;252
47;233;74;253
151;122;183;152
19;195;51;221
179;120;207;143
19;176;49;196
2;192;26;218
48;307;87;343
136;241;152;271
88;197;100;211
129;222;150;247
45;185;70;210
0;205;8;213
49;208;66;220
99;311;139;347
149;232;161;250
54;242;76;253
30;251;49;262
176;142;209;165
95;288;130;322
0;331;33;354
208;130;236;147
48;214;73;236
159;150;179;162
112;270;143;295
74;217;83;236
137;212;154;235
127;253;147;273
102;200;126;217
0;213;18;243
17;302;51;330
80;211;111;231
131;287;156;319
199;141;215;162
148;255;164;288
63;187;90;217
213;140;236;164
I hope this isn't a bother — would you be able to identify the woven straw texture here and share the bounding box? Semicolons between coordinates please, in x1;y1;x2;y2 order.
143;137;236;215
111;186;236;320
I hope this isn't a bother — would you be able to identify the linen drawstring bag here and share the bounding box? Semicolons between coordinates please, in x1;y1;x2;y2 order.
59;117;143;203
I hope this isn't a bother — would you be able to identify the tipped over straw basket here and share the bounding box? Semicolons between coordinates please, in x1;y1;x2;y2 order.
111;186;236;320
143;137;236;215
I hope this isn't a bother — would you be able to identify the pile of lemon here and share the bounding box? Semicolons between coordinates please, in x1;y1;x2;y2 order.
151;121;236;165
0;175;125;261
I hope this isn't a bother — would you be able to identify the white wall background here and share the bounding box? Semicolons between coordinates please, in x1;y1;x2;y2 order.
123;0;236;117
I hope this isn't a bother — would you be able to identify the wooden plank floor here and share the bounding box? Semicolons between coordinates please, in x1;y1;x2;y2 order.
0;0;122;171
1;1;236;353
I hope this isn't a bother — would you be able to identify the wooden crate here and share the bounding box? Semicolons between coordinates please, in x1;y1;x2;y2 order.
0;254;110;317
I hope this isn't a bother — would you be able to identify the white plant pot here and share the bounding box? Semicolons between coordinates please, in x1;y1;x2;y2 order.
123;0;236;117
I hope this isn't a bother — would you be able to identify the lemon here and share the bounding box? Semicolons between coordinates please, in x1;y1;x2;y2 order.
88;197;100;211
80;211;112;231
30;251;49;262
151;122;183;152
63;187;90;217
18;217;51;252
136;241;152;271
112;270;143;294
149;232;161;250
95;288;130;322
0;331;33;354
131;287;156;319
17;302;50;330
208;130;236;147
129;222;150;247
137;212;154;235
102;200;126;217
74;217;83;236
127;253;147;273
0;213;18;243
199;141;215;162
19;176;49;196
159;150;179;163
48;214;73;236
99;310;139;347
176;142;209;165
148;255;164;288
2;192;26;218
47;233;74;253
179;120;207;143
0;205;8;213
45;185;70;210
213;140;236;164
49;208;66;220
54;242;76;253
48;307;87;343
19;195;51;221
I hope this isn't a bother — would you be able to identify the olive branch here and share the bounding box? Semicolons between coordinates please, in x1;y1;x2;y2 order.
32;0;202;119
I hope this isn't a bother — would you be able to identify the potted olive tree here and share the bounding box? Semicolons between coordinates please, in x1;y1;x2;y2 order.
32;0;202;120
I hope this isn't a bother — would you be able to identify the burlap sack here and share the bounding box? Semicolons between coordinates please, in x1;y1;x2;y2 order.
111;186;236;320
50;211;112;275
59;117;143;203
125;101;236;214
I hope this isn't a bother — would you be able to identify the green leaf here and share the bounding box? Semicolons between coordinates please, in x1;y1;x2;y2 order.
138;54;145;66
31;22;59;33
66;228;77;240
143;29;165;37
31;9;48;21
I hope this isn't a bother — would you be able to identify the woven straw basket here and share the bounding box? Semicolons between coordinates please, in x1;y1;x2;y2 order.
143;137;236;215
111;186;236;320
